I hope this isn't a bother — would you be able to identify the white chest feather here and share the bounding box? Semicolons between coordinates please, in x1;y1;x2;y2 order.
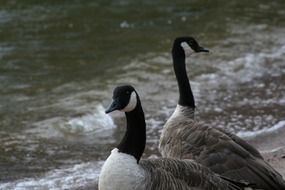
170;105;184;119
170;105;193;119
99;148;146;190
164;105;194;131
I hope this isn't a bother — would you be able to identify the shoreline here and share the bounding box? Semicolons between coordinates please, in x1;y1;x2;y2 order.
245;123;285;177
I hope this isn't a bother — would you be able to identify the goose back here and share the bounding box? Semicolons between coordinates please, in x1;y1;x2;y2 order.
159;105;285;189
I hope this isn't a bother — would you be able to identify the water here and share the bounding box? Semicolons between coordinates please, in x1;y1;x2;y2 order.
0;0;285;189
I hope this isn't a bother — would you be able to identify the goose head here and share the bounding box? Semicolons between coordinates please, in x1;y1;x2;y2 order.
173;37;209;56
105;85;138;114
105;85;145;163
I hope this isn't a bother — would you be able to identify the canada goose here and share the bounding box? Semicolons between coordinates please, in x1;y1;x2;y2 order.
99;85;253;190
159;36;285;190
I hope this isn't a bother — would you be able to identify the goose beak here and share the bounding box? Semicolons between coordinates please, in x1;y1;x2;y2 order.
105;99;120;114
198;47;209;53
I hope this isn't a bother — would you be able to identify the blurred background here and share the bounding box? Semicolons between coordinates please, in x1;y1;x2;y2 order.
0;0;284;189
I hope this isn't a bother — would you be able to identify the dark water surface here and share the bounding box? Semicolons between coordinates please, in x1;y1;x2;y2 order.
0;0;285;189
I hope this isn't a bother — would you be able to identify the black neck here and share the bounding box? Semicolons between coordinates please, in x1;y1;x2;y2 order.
117;94;146;163
172;42;195;108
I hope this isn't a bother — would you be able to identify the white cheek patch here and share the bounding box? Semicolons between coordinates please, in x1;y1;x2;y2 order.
121;92;137;112
181;42;195;56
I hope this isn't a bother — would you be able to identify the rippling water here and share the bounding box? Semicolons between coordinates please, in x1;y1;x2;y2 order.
0;0;285;189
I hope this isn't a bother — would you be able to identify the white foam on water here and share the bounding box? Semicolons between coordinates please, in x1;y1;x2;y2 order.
198;43;285;87
237;120;285;138
27;104;116;139
120;20;133;28
64;104;116;134
261;146;284;154
0;161;103;190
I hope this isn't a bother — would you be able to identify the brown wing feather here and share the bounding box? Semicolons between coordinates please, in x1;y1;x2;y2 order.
216;128;263;159
140;158;248;190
